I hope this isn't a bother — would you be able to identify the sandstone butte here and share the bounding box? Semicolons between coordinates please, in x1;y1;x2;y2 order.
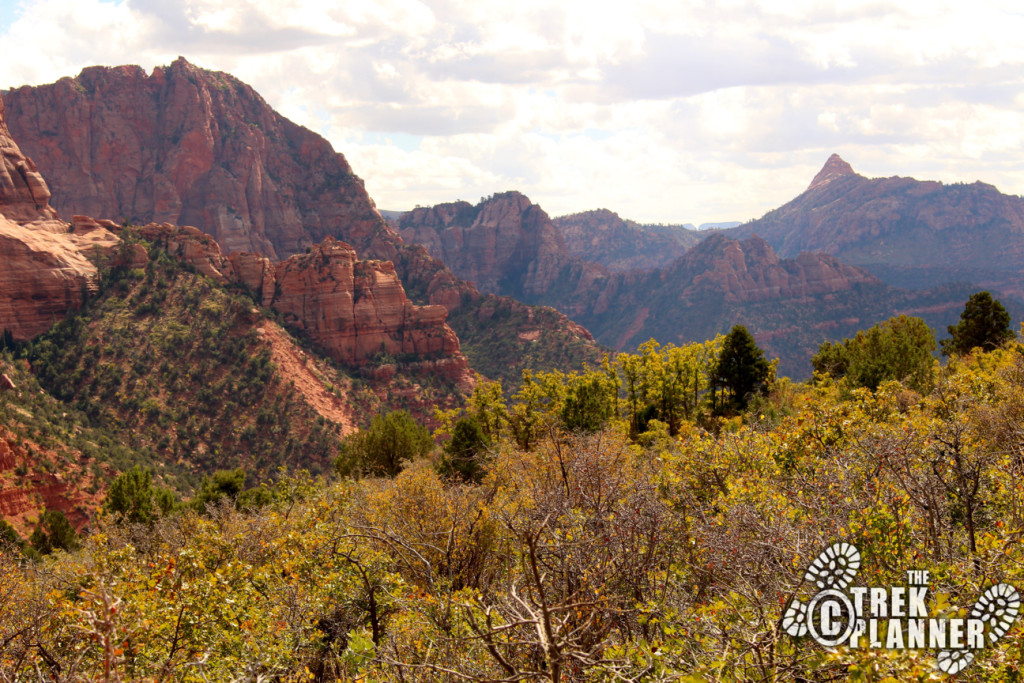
0;88;469;379
4;57;392;261
3;58;603;380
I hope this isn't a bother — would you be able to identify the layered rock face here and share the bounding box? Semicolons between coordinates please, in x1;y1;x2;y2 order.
0;92;119;340
0;94;57;224
270;239;462;366
5;58;391;260
400;192;579;298
729;154;1024;295
134;223;468;374
551;209;697;272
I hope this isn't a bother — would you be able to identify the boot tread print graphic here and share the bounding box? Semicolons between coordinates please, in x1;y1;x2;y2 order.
783;543;1020;676
804;542;861;590
972;583;1021;642
937;583;1022;675
783;543;861;638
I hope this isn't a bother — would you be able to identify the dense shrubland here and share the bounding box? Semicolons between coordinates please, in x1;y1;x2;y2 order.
3;303;1024;680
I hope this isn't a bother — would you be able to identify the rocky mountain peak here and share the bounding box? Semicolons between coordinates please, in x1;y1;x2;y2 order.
807;153;856;191
4;59;387;260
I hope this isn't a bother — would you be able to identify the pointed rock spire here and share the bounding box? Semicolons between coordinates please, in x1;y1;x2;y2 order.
807;153;856;191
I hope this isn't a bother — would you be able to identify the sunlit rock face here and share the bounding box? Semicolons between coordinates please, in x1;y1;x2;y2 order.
4;57;391;261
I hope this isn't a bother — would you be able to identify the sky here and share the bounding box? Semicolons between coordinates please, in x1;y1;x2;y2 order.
3;0;1024;224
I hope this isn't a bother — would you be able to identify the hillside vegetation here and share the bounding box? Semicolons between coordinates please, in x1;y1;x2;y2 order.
25;246;346;489
3;308;1024;680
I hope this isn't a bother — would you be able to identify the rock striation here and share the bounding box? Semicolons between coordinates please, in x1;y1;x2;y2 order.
134;223;469;377
4;57;391;260
0;91;119;340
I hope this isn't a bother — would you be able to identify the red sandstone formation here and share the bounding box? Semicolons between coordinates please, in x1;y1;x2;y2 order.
4;57;391;260
0;92;119;340
3;60;598;373
134;223;469;375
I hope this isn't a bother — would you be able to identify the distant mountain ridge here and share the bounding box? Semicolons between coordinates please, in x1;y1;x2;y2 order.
396;190;981;377
728;154;1024;297
551;209;701;272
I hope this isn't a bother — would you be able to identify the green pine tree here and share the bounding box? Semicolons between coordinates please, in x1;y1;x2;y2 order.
941;291;1015;356
715;325;771;411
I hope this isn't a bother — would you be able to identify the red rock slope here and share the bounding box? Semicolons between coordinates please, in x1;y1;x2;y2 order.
0;92;119;340
4;57;390;260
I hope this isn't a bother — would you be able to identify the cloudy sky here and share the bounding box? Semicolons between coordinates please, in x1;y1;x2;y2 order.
2;0;1024;224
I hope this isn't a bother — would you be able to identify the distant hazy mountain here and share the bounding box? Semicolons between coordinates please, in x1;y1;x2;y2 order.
398;191;980;378
729;154;1024;298
698;221;741;230
552;209;702;272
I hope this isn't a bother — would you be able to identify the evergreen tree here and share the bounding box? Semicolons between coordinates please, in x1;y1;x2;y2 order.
941;291;1015;356
29;509;78;555
561;372;616;434
193;468;248;510
812;315;936;392
0;520;24;552
104;465;175;525
715;325;771;411
336;410;433;477
440;416;489;482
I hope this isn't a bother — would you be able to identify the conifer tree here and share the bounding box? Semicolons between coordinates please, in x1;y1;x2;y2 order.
715;324;770;411
942;291;1015;356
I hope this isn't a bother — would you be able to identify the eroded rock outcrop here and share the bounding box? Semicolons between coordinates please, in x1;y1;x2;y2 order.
5;57;391;260
0;92;118;340
271;238;463;367
134;223;469;377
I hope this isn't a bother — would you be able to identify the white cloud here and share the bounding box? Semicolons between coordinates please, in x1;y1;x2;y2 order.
3;0;1024;223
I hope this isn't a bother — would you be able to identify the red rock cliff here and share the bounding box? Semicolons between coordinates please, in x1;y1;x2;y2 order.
5;57;392;261
134;223;469;373
399;191;576;298
0;92;119;340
